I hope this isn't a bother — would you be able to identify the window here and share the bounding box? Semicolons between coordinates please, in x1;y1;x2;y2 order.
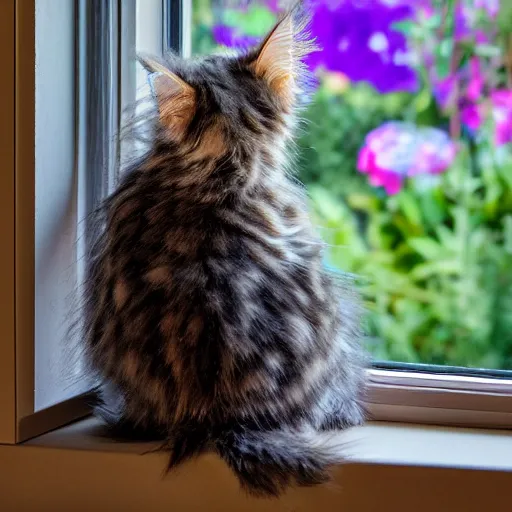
2;0;510;446
189;0;512;425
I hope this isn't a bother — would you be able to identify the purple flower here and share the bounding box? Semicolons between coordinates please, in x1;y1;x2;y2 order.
212;25;260;49
307;0;419;94
211;0;421;93
357;122;456;195
455;3;473;40
433;75;458;111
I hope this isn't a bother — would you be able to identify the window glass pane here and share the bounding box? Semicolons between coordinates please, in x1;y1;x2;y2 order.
191;0;512;372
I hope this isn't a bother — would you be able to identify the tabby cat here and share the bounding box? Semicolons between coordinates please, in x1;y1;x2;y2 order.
81;2;366;497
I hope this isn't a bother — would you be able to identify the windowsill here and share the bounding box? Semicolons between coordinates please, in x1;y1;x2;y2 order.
23;416;512;472
2;418;512;510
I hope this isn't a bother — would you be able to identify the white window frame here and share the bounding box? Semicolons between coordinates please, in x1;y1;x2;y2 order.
1;0;511;449
2;0;93;444
0;0;170;444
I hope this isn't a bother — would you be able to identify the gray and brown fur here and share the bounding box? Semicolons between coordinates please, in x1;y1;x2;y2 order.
81;3;366;497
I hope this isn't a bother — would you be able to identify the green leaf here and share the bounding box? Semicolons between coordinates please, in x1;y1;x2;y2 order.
411;259;462;280
435;38;454;78
419;192;446;228
347;193;380;212
474;44;502;58
223;5;275;36
391;20;416;36
408;237;443;259
504;215;512;254
397;191;423;227
424;12;442;30
412;88;432;114
498;159;512;190
309;186;345;222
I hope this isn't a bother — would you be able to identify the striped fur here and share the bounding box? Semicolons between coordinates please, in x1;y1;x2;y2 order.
81;4;367;497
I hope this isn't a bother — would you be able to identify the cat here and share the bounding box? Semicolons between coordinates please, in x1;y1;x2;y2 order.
80;2;367;497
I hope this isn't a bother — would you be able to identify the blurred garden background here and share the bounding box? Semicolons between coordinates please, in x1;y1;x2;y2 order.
191;0;512;370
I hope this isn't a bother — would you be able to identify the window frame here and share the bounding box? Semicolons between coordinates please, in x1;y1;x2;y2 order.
367;370;512;428
9;0;93;444
0;0;16;445
2;0;511;447
1;0;173;445
15;0;36;440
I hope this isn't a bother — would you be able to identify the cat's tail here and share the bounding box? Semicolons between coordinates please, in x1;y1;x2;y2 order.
212;426;346;497
166;421;349;497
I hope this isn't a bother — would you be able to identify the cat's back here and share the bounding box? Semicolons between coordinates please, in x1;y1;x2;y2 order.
106;165;324;317
92;167;336;412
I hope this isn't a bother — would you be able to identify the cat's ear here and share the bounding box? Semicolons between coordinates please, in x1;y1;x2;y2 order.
252;3;316;102
138;55;196;141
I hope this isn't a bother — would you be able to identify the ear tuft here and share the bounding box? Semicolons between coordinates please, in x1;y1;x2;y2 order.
254;15;294;89
138;55;196;141
252;2;318;103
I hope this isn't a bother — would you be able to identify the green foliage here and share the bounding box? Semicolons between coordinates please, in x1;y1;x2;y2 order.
222;3;275;36
310;145;512;369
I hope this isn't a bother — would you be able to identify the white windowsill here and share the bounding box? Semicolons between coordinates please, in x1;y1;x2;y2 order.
23;417;512;471
2;418;512;510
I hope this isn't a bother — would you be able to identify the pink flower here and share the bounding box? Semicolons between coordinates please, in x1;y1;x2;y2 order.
466;58;485;102
475;30;490;45
461;89;512;145
357;146;403;195
433;57;485;111
492;91;512;145
357;122;456;195
460;104;481;132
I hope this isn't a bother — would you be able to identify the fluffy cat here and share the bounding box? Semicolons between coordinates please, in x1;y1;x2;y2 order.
81;3;366;497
